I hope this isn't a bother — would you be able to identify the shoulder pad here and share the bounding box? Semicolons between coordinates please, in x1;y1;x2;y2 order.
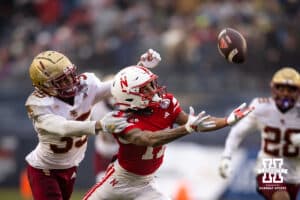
162;93;176;103
25;91;54;107
256;97;271;104
163;93;173;99
79;72;100;84
160;93;181;111
78;73;102;92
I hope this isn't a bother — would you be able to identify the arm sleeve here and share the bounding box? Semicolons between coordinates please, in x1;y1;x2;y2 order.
172;96;182;118
34;114;97;137
94;80;112;103
222;100;258;157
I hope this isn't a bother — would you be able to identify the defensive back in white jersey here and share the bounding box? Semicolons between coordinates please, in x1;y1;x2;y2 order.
225;97;300;183
25;73;111;169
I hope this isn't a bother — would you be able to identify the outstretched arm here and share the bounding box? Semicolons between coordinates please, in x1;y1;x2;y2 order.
30;106;129;137
175;103;254;132
121;108;213;147
122;126;188;147
219;105;257;178
219;115;256;178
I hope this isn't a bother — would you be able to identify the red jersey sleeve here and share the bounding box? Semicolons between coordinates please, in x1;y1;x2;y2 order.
165;93;182;121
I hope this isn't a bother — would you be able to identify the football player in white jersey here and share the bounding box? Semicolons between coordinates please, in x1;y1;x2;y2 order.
25;49;160;200
83;64;254;200
219;67;300;200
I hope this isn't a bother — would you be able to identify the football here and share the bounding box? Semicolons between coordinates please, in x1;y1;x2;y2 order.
217;28;247;64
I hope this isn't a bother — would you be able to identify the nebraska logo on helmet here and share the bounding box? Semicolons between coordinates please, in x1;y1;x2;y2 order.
120;76;128;92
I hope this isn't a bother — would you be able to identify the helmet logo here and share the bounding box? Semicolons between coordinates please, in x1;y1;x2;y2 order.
120;76;128;92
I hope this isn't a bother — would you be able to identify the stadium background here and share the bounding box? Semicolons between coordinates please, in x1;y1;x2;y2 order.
0;0;299;199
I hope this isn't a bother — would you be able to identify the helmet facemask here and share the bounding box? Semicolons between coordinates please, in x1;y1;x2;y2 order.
39;65;80;98
271;84;300;113
132;76;165;109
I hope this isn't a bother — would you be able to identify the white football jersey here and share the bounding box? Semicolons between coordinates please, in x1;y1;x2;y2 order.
91;101;118;158
223;97;300;183
25;73;111;169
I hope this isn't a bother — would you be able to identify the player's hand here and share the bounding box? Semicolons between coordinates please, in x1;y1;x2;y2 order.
226;103;254;125
100;112;131;134
185;106;216;133
137;49;161;69
219;156;232;179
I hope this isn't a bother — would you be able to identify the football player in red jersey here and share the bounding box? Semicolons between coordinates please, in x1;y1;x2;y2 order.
219;67;300;200
83;64;253;200
25;49;159;200
90;49;162;183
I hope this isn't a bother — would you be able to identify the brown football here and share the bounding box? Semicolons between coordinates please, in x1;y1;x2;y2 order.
217;28;247;64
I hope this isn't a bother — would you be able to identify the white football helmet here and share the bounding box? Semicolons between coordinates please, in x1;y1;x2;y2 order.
111;66;164;110
29;50;79;98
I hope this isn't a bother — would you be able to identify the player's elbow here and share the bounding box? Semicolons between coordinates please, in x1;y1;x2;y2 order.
55;126;71;136
38;126;69;136
37;121;72;136
36;115;72;136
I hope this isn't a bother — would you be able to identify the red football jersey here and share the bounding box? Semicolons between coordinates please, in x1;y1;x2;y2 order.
114;93;182;175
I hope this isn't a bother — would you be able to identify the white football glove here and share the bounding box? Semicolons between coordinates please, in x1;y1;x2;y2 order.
185;106;216;133
137;49;161;69
219;156;232;179
226;103;254;125
100;111;132;134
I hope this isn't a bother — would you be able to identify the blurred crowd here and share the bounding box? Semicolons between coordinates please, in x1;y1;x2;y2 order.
0;0;299;94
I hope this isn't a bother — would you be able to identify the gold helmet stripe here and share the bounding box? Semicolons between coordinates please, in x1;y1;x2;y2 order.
37;61;50;77
36;55;64;64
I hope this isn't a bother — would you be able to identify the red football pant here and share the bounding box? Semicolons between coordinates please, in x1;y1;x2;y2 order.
27;164;77;200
